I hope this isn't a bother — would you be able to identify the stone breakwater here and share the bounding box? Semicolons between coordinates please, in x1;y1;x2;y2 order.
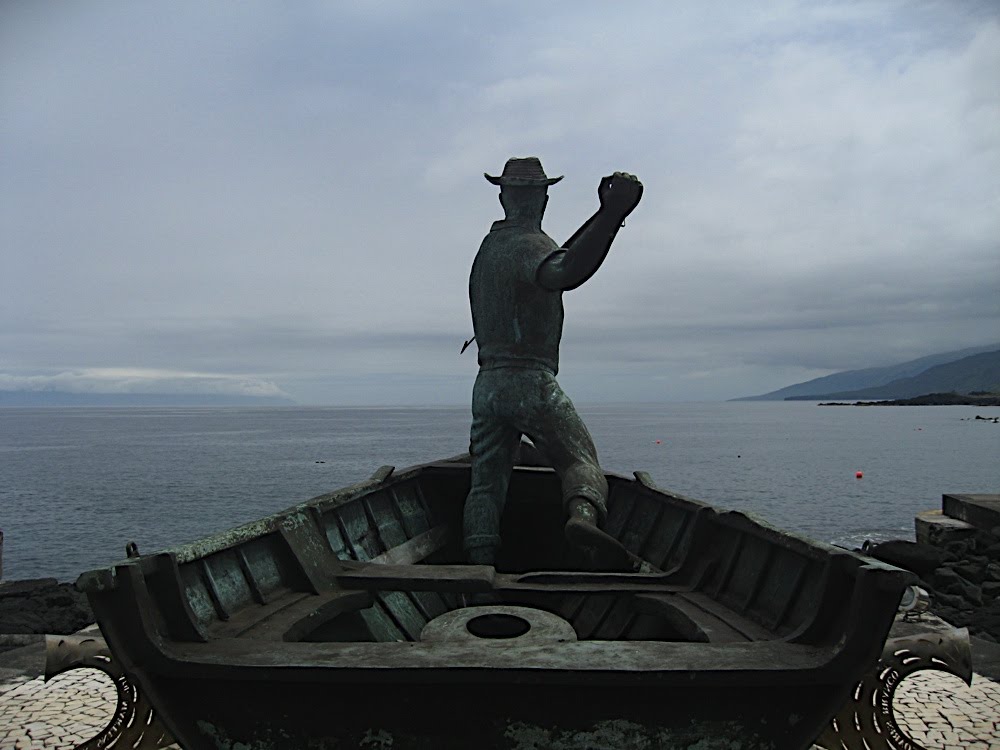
0;579;94;643
867;494;1000;642
922;535;1000;641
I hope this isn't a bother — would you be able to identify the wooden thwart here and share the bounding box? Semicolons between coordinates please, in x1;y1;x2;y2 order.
336;564;687;596
369;525;451;566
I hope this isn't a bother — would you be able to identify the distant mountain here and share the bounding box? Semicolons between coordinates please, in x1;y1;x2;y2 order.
785;350;1000;401
735;343;1000;401
0;392;296;407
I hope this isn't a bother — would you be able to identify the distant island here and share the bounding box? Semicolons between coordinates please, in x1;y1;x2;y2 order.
734;344;1000;402
819;392;1000;407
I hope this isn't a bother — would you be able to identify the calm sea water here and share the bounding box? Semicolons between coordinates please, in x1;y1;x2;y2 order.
1;403;997;581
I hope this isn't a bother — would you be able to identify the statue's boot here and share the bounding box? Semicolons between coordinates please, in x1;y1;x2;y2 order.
564;499;639;572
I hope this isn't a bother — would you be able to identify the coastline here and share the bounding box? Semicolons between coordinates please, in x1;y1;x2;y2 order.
819;392;1000;407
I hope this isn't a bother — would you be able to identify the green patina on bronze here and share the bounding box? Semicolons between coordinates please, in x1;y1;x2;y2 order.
73;452;924;749
464;157;643;567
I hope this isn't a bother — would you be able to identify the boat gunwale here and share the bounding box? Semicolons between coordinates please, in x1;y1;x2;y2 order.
142;455;478;567
80;454;899;582
158;636;845;683
78;456;909;641
608;470;906;574
101;466;419;572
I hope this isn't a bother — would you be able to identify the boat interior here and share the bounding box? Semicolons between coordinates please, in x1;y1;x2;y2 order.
123;457;876;652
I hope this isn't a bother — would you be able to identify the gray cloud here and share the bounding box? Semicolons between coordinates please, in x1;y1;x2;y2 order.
0;369;288;397
2;1;997;404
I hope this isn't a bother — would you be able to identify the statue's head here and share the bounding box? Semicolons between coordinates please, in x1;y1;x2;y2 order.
486;157;561;223
485;157;562;188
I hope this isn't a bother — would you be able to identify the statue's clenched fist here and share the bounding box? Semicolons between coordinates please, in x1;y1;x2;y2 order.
598;172;643;216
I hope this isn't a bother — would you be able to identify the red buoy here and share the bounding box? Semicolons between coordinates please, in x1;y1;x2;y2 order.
855;471;863;479
655;440;661;445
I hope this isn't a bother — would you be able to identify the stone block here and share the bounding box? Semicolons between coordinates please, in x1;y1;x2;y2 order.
916;510;977;547
943;494;1000;532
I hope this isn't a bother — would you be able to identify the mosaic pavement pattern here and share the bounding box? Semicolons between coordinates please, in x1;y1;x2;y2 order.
2;667;1000;749
892;670;1000;750
0;668;182;750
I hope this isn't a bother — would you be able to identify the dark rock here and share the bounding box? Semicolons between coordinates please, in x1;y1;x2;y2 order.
0;580;93;635
933;566;966;588
0;610;50;633
971;534;999;553
984;582;1000;600
983;543;1000;559
931;567;983;605
951;562;987;584
933;592;971;610
946;540;971;557
965;584;984;606
0;578;59;597
864;540;946;575
986;563;1000;582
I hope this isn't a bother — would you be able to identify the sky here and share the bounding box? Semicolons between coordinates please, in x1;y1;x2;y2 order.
2;1;998;405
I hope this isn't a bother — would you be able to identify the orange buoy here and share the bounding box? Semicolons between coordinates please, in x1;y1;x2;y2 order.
855;471;863;479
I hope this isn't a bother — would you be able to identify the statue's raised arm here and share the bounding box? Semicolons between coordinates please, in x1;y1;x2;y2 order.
537;171;643;292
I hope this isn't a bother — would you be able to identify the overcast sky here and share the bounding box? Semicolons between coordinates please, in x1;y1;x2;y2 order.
2;1;998;405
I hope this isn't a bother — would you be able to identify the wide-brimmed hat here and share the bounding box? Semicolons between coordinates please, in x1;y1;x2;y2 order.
485;157;563;186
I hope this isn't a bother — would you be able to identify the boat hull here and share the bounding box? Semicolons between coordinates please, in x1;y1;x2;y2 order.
79;458;914;750
147;674;842;749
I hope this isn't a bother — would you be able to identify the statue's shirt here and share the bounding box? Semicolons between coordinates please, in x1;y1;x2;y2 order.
469;220;564;375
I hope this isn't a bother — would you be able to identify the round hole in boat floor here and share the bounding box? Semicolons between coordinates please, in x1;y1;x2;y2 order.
465;613;531;639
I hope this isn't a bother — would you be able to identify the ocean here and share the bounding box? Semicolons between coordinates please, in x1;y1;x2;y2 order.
1;402;997;582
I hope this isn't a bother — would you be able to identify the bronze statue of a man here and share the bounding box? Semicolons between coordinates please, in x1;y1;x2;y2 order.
464;157;643;569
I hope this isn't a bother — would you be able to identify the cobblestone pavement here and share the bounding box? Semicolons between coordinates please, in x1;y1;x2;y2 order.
0;669;115;749
892;670;1000;749
1;665;999;748
0;668;182;750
